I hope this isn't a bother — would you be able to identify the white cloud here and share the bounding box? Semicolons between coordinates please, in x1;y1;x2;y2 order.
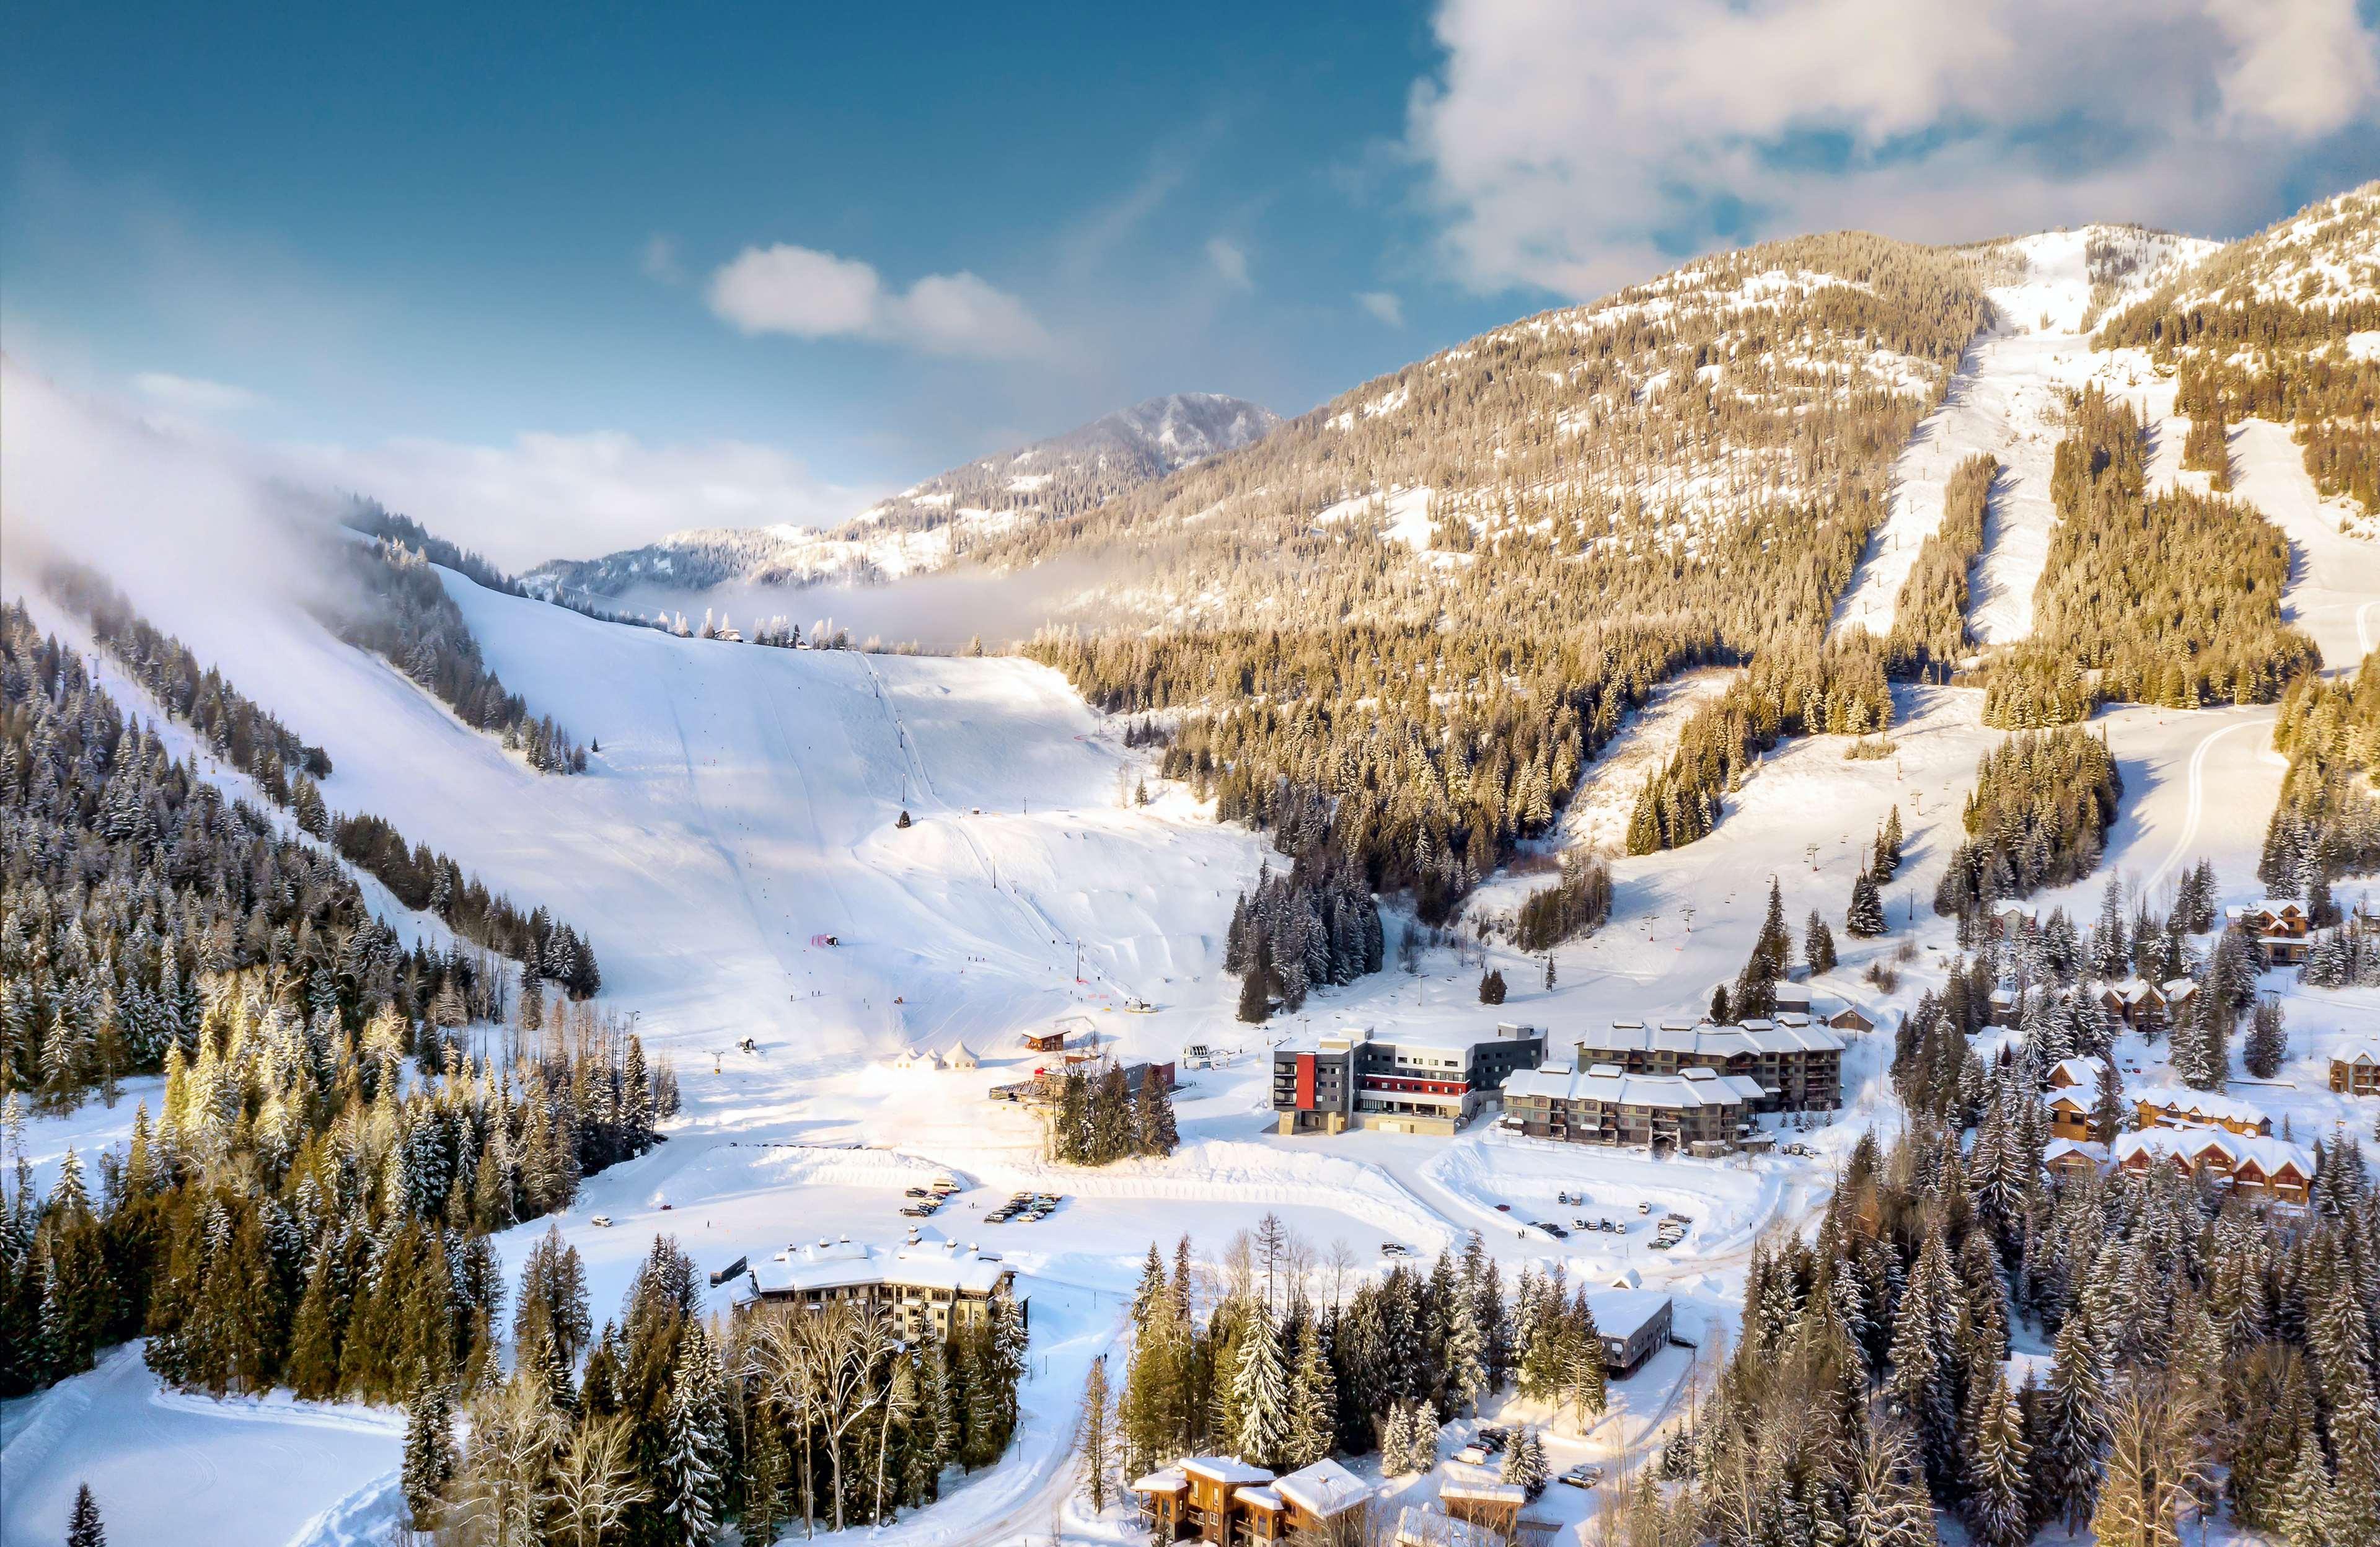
1355;290;1405;327
280;429;871;570
640;233;685;285
131;371;266;414
1409;0;2380;298
1206;237;1252;289
705;243;1051;359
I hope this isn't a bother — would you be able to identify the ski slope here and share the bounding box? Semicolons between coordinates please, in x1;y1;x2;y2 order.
1834;228;2218;646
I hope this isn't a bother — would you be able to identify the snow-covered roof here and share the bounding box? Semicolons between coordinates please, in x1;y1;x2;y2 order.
1132;1466;1188;1493
2043;1138;2107;1166
1182;1456;1276;1486
1573;1020;1843;1059
2133;1085;2270;1129
1507;1064;1766;1110
1236;1487;1284;1512
2228;899;2309;919
747;1238;1010;1297
2116;1127;2313;1179
1284;1022;1538;1056
1275;1459;1368;1518
1440;1481;1528;1505
2330;1038;2380;1067
1395;1505;1502;1547
2048;1056;2107;1088
1590;1288;1673;1342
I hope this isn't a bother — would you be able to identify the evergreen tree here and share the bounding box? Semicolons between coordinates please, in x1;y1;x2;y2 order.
1807;910;1838;974
1501;1425;1549;1501
1962;1367;2032;1547
2036;1313;2107;1532
2244;998;2287;1079
1230;1303;1290;1466
1282;1316;1338;1469
1137;1065;1180;1157
65;1484;105;1547
660;1330;725;1546
400;1370;457;1530
1846;871;1887;938
1077;1354;1115;1514
1477;967;1507;1005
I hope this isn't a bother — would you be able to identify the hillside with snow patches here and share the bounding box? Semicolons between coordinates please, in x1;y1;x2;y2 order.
10;198;2380;1545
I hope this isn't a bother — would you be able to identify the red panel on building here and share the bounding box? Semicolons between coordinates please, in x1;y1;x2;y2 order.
1297;1054;1316;1109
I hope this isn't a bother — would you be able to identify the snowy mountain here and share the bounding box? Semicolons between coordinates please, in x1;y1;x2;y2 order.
12;188;2380;1547
523;391;1280;599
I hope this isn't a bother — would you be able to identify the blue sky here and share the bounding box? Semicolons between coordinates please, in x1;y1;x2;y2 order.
9;1;2380;565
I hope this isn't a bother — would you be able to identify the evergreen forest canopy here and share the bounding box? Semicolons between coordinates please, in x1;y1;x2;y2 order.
1980;388;2317;728
1032;233;1998;920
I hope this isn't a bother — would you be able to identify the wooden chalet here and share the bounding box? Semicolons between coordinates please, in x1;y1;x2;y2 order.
2133;1084;2271;1137
1132;1457;1367;1543
2043;1089;2095;1143
2047;1056;2106;1091
2043;1137;2107;1183
2330;1039;2380;1097
2115;1127;2314;1204
1439;1479;1527;1538
2226;899;2315;966
2099;978;2197;1034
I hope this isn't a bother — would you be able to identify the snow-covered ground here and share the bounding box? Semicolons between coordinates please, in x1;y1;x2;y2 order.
6;323;2372;1542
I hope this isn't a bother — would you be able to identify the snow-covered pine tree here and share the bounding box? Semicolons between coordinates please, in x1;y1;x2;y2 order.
1962;1366;2031;1547
1281;1316;1337;1469
1443;1286;1488;1415
1501;1424;1549;1500
2244;998;2287;1078
1846;870;1886;938
400;1369;457;1529
660;1330;725;1546
66;1483;105;1547
1230;1303;1290;1466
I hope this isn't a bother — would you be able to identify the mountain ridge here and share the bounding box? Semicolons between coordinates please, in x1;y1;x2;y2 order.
524;390;1280;600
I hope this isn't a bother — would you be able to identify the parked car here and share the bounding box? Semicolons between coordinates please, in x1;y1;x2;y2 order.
589;1215;613;1227
1382;1242;1410;1258
1558;1464;1606;1489
1474;1427;1509;1451
905;1186;933;1198
1637;1201;1652;1214
901;1204;935;1218
1455;1444;1492;1466
1495;1203;1512;1213
1537;1222;1569;1239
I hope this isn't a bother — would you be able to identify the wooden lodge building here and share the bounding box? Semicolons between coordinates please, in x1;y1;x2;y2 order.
1131;1457;1368;1543
2113;1127;2315;1204
734;1238;1022;1339
2330;1039;2380;1096
2226;899;2316;966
